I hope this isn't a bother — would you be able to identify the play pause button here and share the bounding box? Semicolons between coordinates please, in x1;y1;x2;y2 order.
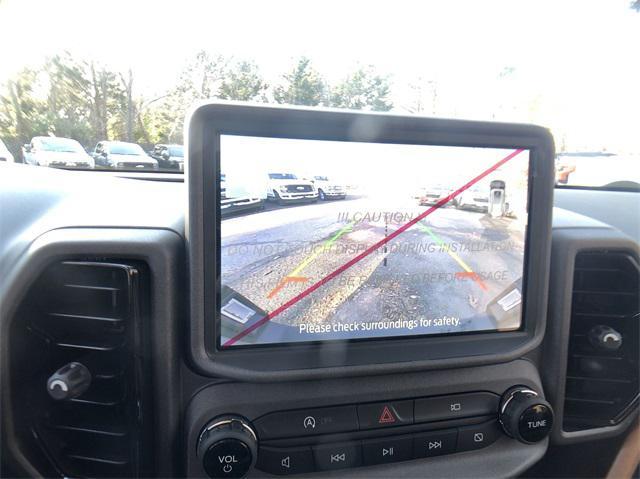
362;435;413;466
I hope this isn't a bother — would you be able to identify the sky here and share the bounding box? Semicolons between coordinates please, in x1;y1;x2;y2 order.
1;0;638;152
220;135;529;200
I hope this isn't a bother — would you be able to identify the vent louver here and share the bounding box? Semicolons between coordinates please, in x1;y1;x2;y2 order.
563;251;639;432
11;261;152;477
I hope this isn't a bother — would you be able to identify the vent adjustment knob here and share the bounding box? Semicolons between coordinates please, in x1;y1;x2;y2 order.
499;386;554;444
46;362;92;401
197;416;257;479
588;325;623;351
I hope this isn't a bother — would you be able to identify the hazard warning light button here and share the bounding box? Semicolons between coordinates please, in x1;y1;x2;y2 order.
357;400;413;430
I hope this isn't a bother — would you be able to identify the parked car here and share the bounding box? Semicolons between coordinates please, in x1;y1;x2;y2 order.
417;184;455;206
151;144;184;171
22;136;94;168
0;138;15;163
220;173;227;199
266;173;317;204
456;182;490;212
219;173;265;216
93;141;158;170
221;194;264;216
311;175;347;200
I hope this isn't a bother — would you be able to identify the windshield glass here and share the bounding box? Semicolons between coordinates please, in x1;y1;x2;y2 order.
0;0;637;184
38;137;84;153
108;143;144;155
269;173;297;180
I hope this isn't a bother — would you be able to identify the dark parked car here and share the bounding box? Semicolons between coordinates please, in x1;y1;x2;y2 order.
93;141;158;170
151;144;184;171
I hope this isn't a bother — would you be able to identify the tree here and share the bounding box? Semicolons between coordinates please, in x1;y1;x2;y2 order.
273;57;327;106
218;61;268;102
0;68;48;148
118;69;134;142
43;53;94;145
159;51;230;143
87;61;126;143
175;50;228;102
404;77;438;115
329;66;392;111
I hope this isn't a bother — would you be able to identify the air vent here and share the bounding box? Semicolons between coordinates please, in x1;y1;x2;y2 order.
10;261;152;477
563;251;639;432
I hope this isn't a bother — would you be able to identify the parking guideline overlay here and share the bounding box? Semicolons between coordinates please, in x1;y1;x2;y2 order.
222;148;525;347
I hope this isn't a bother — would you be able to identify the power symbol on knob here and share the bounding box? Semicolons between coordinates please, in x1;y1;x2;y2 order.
197;416;257;479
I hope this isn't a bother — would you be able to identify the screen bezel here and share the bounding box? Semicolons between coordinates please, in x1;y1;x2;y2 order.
217;137;530;350
187;103;555;380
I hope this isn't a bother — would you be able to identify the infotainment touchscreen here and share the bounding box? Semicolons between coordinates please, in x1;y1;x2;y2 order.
218;135;530;348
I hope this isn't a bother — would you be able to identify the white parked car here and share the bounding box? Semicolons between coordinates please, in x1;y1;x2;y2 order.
417;184;455;206
0;139;15;163
23;136;94;168
92;141;158;170
312;175;347;200
266;173;317;204
456;182;490;212
220;173;265;216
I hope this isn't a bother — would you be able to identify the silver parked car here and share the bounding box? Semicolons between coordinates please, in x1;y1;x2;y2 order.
23;136;94;168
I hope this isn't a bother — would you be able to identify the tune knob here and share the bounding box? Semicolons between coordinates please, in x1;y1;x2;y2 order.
197;416;258;479
499;386;554;444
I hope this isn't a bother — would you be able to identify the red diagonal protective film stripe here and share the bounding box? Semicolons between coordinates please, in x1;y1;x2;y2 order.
223;148;525;346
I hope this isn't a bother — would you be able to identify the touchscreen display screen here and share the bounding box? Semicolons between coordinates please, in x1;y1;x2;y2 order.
218;135;530;348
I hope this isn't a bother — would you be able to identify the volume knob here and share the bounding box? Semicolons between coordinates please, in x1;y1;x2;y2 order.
499;386;554;444
197;416;257;479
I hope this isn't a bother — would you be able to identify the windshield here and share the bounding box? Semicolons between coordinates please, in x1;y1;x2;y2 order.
314;176;329;181
38;138;84;153
108;143;145;156
269;173;297;180
0;1;637;184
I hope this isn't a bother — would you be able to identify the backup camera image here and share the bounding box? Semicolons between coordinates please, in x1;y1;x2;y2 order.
218;135;530;348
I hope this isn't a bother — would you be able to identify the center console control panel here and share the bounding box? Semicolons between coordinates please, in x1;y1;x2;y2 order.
253;392;501;476
185;362;553;478
194;388;552;478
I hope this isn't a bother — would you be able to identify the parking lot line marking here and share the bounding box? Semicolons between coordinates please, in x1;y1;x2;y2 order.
417;223;488;291
224;149;524;346
266;221;354;298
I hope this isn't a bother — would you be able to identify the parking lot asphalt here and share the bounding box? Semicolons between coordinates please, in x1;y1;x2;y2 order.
221;195;525;344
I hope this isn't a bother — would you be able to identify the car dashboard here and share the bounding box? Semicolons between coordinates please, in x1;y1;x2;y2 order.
1;163;638;478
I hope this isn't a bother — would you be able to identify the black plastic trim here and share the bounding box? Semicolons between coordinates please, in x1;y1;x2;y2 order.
542;226;640;444
0;228;182;477
184;359;547;478
186;102;555;380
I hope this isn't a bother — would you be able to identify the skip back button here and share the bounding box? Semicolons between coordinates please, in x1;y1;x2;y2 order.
313;442;362;471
